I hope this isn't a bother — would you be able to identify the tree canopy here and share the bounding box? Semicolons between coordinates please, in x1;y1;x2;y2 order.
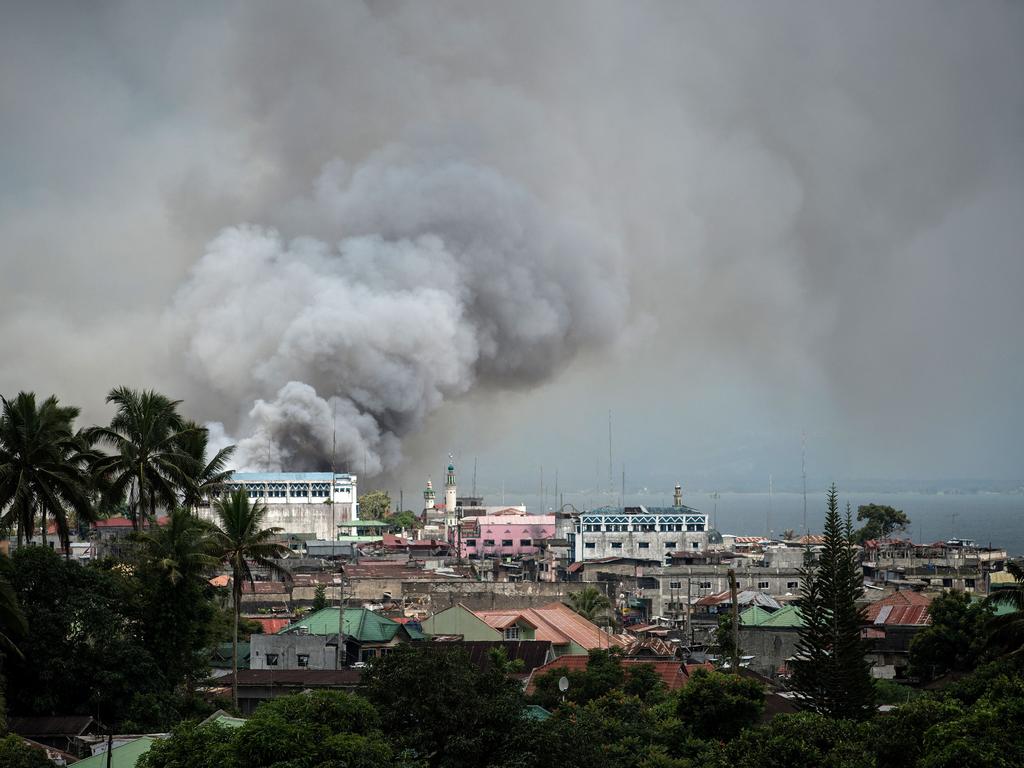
855;504;910;544
791;486;874;719
357;490;391;520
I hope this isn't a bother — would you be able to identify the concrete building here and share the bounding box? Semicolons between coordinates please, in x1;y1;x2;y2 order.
199;472;358;541
561;502;710;563
459;514;556;560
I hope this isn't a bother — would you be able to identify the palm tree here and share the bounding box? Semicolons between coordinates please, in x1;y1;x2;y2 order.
0;392;95;553
984;561;1024;658
568;586;613;623
209;489;289;708
177;421;235;513
89;387;198;531
131;507;218;586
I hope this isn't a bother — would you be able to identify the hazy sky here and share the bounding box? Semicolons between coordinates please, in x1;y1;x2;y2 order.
1;1;1022;495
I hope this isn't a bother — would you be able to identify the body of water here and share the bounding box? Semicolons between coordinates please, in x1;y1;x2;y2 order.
502;490;1024;557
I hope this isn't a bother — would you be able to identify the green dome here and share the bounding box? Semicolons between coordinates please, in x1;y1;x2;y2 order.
447;464;455;471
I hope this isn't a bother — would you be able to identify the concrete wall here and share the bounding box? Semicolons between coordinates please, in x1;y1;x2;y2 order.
402;580;609;612
198;502;354;540
652;567;803;617
737;627;801;676
250;634;334;670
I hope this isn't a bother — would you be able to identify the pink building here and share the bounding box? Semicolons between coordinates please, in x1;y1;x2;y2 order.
459;514;555;559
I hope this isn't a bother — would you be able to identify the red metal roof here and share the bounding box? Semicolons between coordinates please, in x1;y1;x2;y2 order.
864;591;932;625
524;656;709;695
92;516;170;528
251;617;291;634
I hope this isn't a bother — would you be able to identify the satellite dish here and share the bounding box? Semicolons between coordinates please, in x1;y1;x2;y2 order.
558;676;569;693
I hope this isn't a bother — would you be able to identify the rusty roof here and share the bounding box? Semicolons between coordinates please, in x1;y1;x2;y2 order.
524;656;707;695
522;603;628;649
864;590;932;625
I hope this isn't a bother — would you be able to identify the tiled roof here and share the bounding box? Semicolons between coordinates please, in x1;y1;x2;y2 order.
524;656;706;695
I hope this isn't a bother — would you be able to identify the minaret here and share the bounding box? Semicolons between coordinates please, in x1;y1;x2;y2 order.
423;478;436;512
673;483;683;508
445;459;457;514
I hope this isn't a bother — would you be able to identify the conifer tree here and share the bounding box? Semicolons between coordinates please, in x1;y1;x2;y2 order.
791;485;874;719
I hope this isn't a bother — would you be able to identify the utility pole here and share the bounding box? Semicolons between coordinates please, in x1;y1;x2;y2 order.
334;573;345;669
728;568;740;674
686;574;692;647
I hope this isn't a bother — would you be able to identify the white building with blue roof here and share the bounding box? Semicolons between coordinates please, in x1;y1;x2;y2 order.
200;471;358;541
559;485;709;563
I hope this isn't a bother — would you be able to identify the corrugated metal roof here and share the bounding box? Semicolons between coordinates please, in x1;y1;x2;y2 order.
474;603;626;650
279;608;424;642
524;656;706;695
73;737;157;768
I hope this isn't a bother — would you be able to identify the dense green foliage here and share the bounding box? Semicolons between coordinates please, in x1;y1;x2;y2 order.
4;545;224;729
0;734;54;768
792;486;875;719
357;490;392;520
566;585;612;623
675;669;764;740
909;590;993;682
107;639;1024;768
361;645;528;768
855;504;910;544
137;692;411;768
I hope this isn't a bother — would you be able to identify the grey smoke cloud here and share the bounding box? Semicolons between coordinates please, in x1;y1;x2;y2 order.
166;146;628;471
1;2;1022;487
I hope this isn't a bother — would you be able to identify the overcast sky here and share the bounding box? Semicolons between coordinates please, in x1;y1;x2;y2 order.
1;1;1022;495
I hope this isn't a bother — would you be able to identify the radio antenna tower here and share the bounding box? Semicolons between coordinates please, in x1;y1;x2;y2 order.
801;431;808;535
608;410;614;504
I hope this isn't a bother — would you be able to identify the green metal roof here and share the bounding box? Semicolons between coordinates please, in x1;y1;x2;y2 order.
279;608;424;642
210;642;250;669
524;705;552;721
742;604;804;628
338;519;392;528
739;606;774;626
73;737;157;768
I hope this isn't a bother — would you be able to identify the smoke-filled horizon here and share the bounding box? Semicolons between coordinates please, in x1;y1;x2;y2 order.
2;2;1022;490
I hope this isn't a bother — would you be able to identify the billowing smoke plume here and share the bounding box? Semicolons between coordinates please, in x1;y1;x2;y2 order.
167;146;628;472
2;2;1023;486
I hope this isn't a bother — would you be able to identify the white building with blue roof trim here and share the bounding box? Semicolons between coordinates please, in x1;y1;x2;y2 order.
199;471;358;541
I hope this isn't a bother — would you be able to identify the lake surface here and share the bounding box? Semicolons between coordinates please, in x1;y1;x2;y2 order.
506;490;1024;557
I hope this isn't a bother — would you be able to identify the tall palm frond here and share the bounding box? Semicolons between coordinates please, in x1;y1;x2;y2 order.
568;586;613;623
176;421;235;512
88;387;199;531
131;508;219;586
0;392;95;554
984;561;1024;658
